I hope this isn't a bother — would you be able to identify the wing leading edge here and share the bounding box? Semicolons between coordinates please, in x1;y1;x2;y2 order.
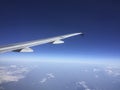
0;32;83;53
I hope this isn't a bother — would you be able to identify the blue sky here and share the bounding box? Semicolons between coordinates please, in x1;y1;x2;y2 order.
0;0;120;63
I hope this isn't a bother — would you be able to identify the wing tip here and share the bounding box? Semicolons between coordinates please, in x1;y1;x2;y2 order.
74;32;84;36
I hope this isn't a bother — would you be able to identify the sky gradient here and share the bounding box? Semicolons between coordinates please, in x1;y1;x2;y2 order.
0;0;120;63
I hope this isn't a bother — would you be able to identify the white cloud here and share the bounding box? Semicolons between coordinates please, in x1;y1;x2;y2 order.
105;67;120;77
40;73;55;84
76;81;91;90
40;78;47;84
47;73;55;79
0;65;29;84
93;68;100;72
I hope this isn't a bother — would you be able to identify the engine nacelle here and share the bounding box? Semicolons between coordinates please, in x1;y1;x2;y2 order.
53;40;64;44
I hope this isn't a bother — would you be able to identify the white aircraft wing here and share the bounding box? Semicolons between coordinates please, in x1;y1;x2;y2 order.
0;32;83;53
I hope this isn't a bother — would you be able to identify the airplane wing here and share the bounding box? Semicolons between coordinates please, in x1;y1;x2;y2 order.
0;32;83;53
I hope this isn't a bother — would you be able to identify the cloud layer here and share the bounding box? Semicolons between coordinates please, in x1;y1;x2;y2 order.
0;65;29;84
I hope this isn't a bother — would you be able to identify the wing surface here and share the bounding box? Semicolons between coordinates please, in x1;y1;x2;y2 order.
0;32;83;53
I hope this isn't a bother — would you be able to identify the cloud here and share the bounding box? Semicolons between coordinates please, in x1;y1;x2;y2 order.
93;68;100;72
0;65;29;84
40;73;55;84
40;78;47;84
105;66;120;77
47;73;55;79
76;81;91;90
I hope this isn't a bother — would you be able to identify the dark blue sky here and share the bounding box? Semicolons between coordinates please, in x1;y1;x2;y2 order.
0;0;120;62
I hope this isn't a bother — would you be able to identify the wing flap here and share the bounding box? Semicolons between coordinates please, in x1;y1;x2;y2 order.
53;40;64;44
13;47;33;52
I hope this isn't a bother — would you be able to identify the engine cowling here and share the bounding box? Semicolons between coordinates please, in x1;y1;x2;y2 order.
53;40;64;44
